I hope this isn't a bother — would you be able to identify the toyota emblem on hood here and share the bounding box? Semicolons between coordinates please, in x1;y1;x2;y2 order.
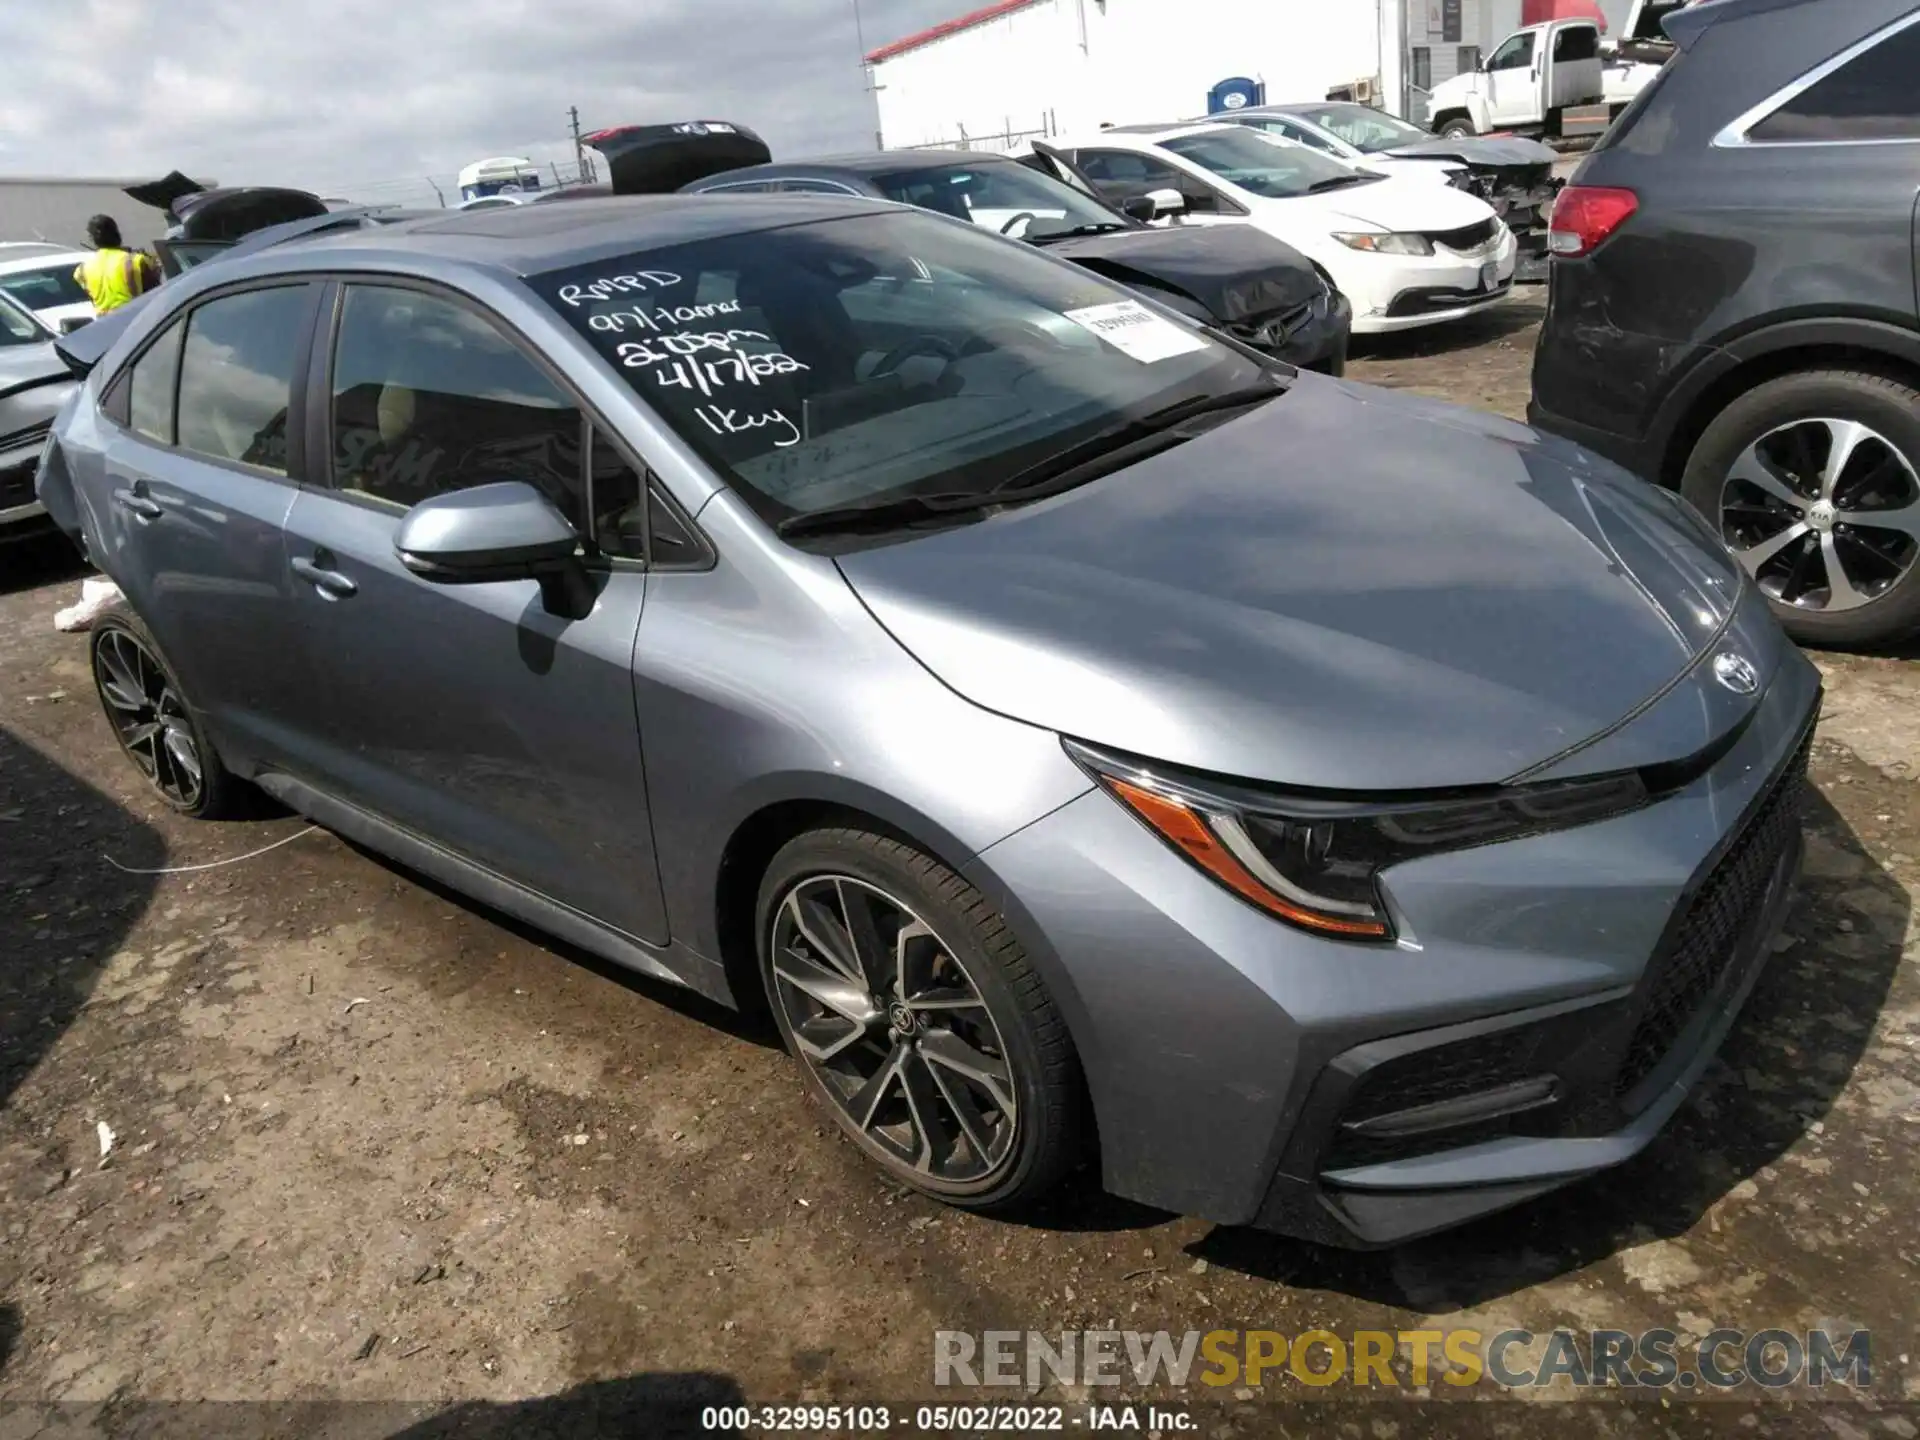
1712;652;1759;695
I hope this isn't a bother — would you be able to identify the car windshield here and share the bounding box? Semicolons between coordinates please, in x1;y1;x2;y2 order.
871;160;1125;241
0;292;48;346
0;262;90;312
533;209;1266;529
1290;104;1431;152
1158;129;1371;198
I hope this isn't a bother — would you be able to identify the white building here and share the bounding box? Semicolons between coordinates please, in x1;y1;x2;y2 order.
864;0;1637;149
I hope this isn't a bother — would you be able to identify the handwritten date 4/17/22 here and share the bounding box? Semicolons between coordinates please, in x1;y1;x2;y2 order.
697;1403;1200;1432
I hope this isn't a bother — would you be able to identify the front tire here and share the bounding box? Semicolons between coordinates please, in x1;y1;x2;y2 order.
1436;116;1477;139
1680;370;1920;647
755;827;1084;1212
90;606;246;818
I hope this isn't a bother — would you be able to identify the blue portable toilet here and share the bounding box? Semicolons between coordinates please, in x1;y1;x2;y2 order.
1207;76;1266;114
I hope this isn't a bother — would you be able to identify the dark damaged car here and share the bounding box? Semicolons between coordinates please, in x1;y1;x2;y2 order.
588;121;1350;373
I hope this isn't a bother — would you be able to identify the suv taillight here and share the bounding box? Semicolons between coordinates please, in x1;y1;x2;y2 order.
1547;186;1638;258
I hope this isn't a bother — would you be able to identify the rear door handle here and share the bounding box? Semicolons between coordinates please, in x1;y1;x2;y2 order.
111;487;162;521
291;554;358;600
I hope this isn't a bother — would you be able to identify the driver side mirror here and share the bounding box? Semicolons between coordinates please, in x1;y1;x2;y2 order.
1119;195;1159;223
59;315;92;335
394;481;594;617
1145;187;1188;218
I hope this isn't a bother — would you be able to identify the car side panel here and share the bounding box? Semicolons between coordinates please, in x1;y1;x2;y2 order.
630;495;1094;966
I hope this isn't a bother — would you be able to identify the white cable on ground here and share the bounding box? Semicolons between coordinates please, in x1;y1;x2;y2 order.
103;826;322;875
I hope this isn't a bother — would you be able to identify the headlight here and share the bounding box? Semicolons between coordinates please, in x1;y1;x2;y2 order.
1332;231;1435;256
1066;741;1650;942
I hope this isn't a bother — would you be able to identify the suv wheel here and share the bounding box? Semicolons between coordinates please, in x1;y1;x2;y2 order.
1436;116;1477;139
1681;370;1920;647
90;606;245;818
755;827;1084;1212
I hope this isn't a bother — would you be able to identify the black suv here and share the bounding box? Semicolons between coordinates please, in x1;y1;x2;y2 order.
1529;0;1920;646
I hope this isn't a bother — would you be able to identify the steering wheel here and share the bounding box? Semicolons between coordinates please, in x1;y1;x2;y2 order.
871;334;961;379
998;211;1039;236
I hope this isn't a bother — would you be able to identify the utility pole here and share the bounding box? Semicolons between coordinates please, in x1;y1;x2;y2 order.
850;0;884;149
569;105;596;184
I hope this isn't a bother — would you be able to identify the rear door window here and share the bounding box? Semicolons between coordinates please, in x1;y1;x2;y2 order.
174;285;313;475
1748;18;1920;143
129;321;185;444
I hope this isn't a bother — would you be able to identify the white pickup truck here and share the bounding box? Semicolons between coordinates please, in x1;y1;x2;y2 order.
1425;0;1689;141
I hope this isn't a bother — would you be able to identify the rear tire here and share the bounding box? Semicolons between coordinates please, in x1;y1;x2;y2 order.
1680;369;1920;648
89;605;248;818
755;827;1085;1213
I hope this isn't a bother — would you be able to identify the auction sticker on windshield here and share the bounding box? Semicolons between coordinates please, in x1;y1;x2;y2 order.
1063;300;1208;363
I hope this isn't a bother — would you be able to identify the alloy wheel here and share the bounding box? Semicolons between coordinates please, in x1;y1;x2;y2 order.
1719;416;1920;612
768;875;1018;1186
94;628;205;808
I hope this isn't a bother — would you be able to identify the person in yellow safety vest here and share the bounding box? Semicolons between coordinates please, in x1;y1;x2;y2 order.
73;214;160;314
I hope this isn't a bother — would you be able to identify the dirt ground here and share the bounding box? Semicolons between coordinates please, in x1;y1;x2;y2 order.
3;293;1918;1439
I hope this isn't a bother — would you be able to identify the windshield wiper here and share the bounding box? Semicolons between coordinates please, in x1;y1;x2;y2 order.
1306;174;1378;193
775;490;996;540
984;375;1289;499
1027;222;1130;241
777;376;1288;540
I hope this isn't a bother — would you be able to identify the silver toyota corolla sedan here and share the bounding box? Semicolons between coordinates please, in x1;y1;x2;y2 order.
39;194;1821;1247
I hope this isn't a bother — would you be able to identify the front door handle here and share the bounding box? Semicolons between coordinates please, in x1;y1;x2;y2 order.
291;554;358;600
111;487;162;521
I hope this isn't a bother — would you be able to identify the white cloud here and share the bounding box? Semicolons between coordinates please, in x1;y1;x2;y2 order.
2;0;965;208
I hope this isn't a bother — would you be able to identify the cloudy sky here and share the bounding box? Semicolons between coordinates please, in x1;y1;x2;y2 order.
0;0;969;208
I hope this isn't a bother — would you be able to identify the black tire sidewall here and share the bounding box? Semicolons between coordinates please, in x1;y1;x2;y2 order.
754;829;1063;1207
1681;370;1920;647
89;606;233;818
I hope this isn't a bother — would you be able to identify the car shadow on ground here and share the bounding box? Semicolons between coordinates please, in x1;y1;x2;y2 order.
0;729;163;1382
0;533;88;598
330;835;784;1052
1348;291;1544;364
388;1371;747;1439
1187;788;1907;1308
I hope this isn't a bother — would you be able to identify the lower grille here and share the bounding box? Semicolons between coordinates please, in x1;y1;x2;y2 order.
1425;218;1497;253
1613;730;1812;1099
1325;1024;1557;1170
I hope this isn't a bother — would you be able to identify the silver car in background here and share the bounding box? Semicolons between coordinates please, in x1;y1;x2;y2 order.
0;290;77;546
40;195;1820;1246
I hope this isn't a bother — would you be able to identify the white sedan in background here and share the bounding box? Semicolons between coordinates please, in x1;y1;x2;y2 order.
0;244;96;332
1056;124;1516;334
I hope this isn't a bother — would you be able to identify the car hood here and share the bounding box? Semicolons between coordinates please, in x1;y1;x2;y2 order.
1038;223;1324;325
835;375;1748;790
0;341;69;401
1288;178;1496;233
1377;135;1559;167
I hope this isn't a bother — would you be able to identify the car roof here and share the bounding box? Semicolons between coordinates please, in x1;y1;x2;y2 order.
698;150;1018;184
217;192;898;277
1058;123;1237;147
0;248;89;273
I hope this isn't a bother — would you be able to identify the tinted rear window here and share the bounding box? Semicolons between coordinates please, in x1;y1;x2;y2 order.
1749;17;1920;142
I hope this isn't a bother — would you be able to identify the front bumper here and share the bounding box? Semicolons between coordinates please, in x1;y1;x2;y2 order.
968;603;1821;1245
1345;228;1519;334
